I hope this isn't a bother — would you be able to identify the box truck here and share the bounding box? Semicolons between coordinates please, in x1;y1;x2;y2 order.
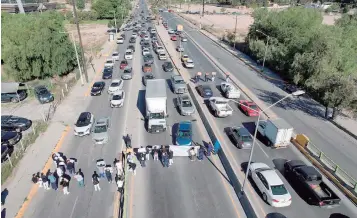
257;118;293;148
146;79;167;133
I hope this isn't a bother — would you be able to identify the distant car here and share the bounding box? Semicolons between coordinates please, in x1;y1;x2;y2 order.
142;73;155;86
144;35;150;40
226;126;253;149
142;48;150;56
171;75;187;94
91;81;105;96
171;35;177;41
283;83;304;96
177;94;195;116
176;121;192;146
196;85;213;98
238;100;259;117
121;67;133;80
127;45;135;52
120;60;128;69
74;112;94;136
110;90;125;108
131;33;138;38
155;46;165;54
168;29;175;34
34;86;54;104
158;52;167;60
112;52;120;61
108;79;124;94
162;61;174;72
142;63;152;73
1;89;27;103
102;67;113;79
181;37;188;42
92;118;110;145
104;59;114;68
181;54;189;62
1;130;22;146
249;162;292;207
129;37;136;43
117;37;124;44
184;59;194;68
176;45;184;52
124;50;133;60
1;115;32;132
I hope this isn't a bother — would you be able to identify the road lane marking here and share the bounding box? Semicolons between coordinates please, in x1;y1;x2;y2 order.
15;126;70;218
258;143;269;158
69;196;79;218
129;174;134;218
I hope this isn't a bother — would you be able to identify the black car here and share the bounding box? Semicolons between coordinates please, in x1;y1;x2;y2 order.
142;73;155;86
143;54;154;64
90;81;105;96
1;90;27;103
120;33;126;39
1;130;22;146
34;85;54;104
162;61;174;72
196;85;213;98
1;115;32;132
129;37;136;43
127;45;135;52
283;83;304;95
102;68;113;79
150;33;157;38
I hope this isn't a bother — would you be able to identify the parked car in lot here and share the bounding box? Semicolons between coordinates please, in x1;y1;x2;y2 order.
34;85;54;104
1;115;32;132
74;112;94;136
90;81;105;96
102;67;113;79
196;85;213;98
162;61;174;72
238;100;259;116
112;52;120;61
108;79;124;94
1;89;27;103
175;121;192;146
1;130;22;146
127;45;135;52
226;126;253;149
249;162;292;207
142;73;155;86
155;46;165;54
283;83;304;96
104;59;114;68
121;67;133;80
129;37;136;43
220;82;241;99
142;63;152;73
177;94;195;116
110;90;125;108
92;118;110;145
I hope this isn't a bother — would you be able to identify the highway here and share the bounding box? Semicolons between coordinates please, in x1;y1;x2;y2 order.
22;4;245;218
160;11;357;218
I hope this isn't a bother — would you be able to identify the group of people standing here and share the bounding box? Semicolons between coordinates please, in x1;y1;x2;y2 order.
131;146;174;169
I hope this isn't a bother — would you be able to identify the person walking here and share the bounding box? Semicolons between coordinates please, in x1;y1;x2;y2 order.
161;150;168;167
105;165;113;183
36;172;43;188
139;152;146;167
196;72;202;83
115;174;124;193
31;173;38;184
211;72;216;81
92;171;101;191
189;148;196;161
206;142;213;156
198;146;204;161
60;177;70;195
96;160;106;178
168;149;174;166
205;72;209;82
153;147;159;161
115;159;123;176
74;172;85;187
146;147;150;161
66;159;76;175
47;172;58;190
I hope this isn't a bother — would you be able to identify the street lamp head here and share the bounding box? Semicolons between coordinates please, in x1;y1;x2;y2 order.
292;90;305;96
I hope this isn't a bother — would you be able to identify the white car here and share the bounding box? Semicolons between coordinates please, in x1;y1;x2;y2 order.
168;29;175;34
176;45;184;52
112;52;120;61
181;37;188;42
110;90;125;108
74;112;94;136
155;46;165;54
158;52;167;60
142;48;150;56
151;29;156;34
124;51;133;60
117;37;124;44
249;162;292;207
144;35;150;40
104;59;114;68
131;33;138;38
184;59;195;68
108;79;124;94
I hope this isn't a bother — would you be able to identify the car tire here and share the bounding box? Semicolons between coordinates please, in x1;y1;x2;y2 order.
263;193;268;203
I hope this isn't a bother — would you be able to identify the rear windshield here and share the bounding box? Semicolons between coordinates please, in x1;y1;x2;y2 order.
271;185;288;195
113;95;122;100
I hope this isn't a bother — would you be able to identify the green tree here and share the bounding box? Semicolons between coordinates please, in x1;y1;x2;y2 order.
92;0;131;20
1;12;77;81
76;0;85;10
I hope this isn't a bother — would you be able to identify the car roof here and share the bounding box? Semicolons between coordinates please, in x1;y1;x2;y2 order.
93;81;104;85
237;127;251;136
180;94;191;101
112;79;121;83
173;75;183;80
260;170;284;186
95;118;108;125
179;121;192;131
187;59;193;62
112;52;119;55
201;85;211;89
113;90;124;95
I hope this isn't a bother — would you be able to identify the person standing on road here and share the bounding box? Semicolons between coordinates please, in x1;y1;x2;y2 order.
36;172;43;188
139;151;146;167
115;159;123;176
92;171;101;191
47;172;58;190
60;177;70;195
105;165;113;183
115;174;124;193
205;72;209;82
198;146;204;161
66;159;75;175
153;147;159;161
196;72;202;83
146;147;150;161
128;162;137;175
211;72;216;81
168;149;174;166
189;148;196;161
96;160;106;178
74;172;85;187
32;173;38;184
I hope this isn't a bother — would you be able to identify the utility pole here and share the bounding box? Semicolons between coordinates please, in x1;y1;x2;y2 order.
202;0;205;17
16;0;25;13
114;10;118;34
71;0;89;83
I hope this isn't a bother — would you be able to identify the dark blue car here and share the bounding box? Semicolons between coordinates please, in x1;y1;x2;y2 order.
102;68;113;79
176;121;192;146
196;85;213;98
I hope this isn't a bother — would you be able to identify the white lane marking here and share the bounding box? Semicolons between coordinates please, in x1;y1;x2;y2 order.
69;196;79;218
257;143;269;158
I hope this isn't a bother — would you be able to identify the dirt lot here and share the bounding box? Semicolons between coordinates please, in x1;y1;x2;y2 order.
173;3;341;42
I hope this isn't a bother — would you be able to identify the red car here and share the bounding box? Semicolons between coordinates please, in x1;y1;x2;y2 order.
171;35;177;41
120;60;128;69
238;100;259;117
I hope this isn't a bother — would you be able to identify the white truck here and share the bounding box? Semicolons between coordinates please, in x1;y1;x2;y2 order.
257;118;293;148
220;82;241;99
146;79;167;133
208;97;233;117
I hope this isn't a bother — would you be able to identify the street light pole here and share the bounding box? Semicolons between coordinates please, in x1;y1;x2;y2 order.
256;29;270;69
240;90;305;193
114;10;118;35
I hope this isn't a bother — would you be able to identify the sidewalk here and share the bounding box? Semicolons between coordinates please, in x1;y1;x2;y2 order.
174;12;357;139
2;39;116;218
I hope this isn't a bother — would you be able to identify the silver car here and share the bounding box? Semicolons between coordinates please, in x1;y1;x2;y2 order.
177;94;195;116
92;118;110;145
121;67;133;80
171;75;187;94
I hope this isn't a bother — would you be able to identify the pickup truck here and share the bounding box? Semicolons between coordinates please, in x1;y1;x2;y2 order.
220;82;241;99
208;97;233;117
284;160;341;208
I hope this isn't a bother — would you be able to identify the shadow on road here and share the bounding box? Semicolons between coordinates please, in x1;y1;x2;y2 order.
136;89;146;118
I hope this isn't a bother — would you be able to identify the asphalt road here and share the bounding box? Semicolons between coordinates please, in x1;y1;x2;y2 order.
162;12;357;182
22;6;245;218
160;11;357;218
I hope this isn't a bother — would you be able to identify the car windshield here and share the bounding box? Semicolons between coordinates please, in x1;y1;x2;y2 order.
112;53;119;56
146;54;153;58
94;125;107;133
178;130;191;138
113;95;122;100
39;89;48;95
106;60;113;64
241;135;253;142
124;70;132;74
271;185;288;195
76;117;89;127
215;100;228;104
182;100;192;107
250;104;258;110
149;112;165;119
174;79;184;84
111;82;120;87
93;83;102;88
146;74;154;79
125;52;131;55
104;68;112;73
